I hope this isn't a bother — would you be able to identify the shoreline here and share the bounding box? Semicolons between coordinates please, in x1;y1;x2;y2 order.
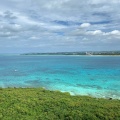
0;54;120;57
1;87;120;100
20;54;120;56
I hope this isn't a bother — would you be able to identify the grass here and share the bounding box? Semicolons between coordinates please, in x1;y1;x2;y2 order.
0;88;120;120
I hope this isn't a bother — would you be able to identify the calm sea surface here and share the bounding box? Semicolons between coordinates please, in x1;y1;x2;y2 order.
0;55;120;99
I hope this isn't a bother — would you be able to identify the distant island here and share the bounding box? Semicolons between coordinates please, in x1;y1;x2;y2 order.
21;51;120;56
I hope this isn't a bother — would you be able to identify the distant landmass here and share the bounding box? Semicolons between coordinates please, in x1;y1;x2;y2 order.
21;51;120;56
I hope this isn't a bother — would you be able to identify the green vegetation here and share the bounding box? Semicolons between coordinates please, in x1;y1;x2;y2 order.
0;88;120;120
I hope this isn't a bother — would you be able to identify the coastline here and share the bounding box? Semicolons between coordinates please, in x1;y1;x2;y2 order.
20;54;120;56
1;87;120;100
0;53;120;57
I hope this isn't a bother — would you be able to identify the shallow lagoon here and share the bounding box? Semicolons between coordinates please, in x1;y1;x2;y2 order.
0;55;120;99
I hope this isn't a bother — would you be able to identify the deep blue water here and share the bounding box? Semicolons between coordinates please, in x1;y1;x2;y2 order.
0;55;120;99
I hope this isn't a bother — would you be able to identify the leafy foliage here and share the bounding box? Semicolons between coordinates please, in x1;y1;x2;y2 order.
0;88;120;120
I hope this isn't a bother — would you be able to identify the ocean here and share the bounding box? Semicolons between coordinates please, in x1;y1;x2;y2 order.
0;55;120;99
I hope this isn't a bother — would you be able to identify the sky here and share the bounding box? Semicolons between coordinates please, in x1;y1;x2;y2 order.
0;0;120;53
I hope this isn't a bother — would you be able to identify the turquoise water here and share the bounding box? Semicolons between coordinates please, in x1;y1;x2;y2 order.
0;55;120;99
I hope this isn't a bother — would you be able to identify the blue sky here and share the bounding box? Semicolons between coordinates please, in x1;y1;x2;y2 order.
0;0;120;53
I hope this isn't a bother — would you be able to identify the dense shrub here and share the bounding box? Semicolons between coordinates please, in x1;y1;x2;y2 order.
0;88;120;120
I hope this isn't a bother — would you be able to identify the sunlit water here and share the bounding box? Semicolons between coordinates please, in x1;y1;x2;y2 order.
0;55;120;99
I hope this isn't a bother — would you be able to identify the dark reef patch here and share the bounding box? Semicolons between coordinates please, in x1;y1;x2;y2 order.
25;79;53;87
76;84;102;90
25;80;41;84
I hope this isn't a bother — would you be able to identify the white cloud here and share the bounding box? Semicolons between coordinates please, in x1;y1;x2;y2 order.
80;23;91;28
87;30;103;35
0;0;120;52
8;35;18;39
0;31;12;37
72;21;120;39
87;30;120;37
109;30;120;35
93;30;103;35
29;36;39;40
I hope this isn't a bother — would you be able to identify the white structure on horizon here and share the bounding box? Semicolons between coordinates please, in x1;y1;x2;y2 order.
86;52;93;55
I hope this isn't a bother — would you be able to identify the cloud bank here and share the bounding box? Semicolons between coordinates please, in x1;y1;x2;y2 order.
0;0;120;53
